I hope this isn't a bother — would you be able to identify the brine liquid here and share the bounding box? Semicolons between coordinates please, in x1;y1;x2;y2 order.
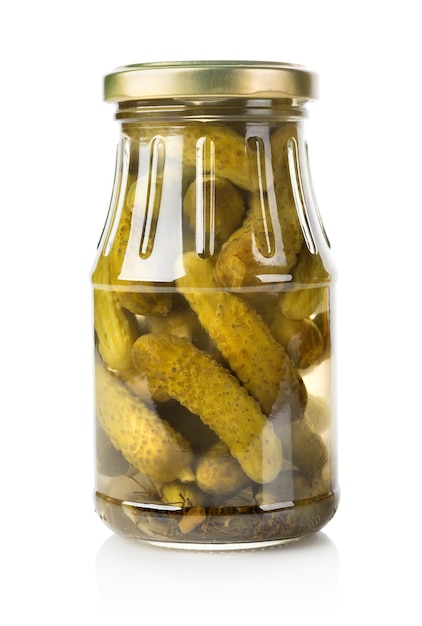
93;283;338;547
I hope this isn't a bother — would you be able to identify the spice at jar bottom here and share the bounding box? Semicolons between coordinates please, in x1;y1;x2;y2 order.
91;61;339;549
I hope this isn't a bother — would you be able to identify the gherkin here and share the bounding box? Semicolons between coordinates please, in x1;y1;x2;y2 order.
177;252;301;414
183;176;246;253
132;333;283;484
95;363;194;483
196;441;250;496
122;122;267;191
107;182;172;316
146;306;201;343
181;124;267;192
276;418;328;479
215;201;301;288
92;253;140;372
268;312;325;370
278;246;331;320
215;124;303;288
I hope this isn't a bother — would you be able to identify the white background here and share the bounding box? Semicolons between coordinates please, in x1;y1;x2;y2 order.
1;1;421;624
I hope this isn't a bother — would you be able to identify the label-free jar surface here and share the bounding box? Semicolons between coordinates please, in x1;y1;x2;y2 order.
91;61;339;549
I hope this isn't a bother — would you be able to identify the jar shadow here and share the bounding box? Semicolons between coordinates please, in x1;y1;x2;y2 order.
96;531;340;618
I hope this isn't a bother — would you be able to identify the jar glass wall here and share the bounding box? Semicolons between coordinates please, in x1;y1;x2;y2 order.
91;62;338;548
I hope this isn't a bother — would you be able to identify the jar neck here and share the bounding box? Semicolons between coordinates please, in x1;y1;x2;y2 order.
114;98;310;124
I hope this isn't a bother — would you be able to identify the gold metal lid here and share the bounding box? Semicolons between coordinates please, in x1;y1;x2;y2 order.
104;61;318;103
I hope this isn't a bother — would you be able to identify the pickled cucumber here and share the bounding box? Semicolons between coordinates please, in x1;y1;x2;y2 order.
92;253;140;371
244;290;325;368
214;203;301;288
183;176;246;252
108;184;172;315
269;313;325;370
95;363;194;483
196;441;250;496
146;307;201;343
118;367;171;404
276;418;328;479
214;125;303;288
132;333;283;484
96;424;130;477
278;247;330;320
124;123;268;191
306;395;331;434
177;251;301;414
182;124;266;192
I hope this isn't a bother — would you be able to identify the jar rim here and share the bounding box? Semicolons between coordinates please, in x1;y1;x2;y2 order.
103;60;318;103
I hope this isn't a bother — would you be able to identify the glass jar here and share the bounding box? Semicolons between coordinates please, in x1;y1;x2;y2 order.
91;61;339;549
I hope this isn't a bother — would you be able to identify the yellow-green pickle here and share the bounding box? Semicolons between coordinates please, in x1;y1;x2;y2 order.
91;61;339;549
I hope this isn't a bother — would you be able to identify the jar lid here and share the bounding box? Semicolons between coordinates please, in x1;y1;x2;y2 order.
103;60;318;103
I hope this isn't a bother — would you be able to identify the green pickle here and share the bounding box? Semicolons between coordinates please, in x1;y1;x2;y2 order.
183;176;246;252
93;63;338;547
132;333;283;484
196;441;251;496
